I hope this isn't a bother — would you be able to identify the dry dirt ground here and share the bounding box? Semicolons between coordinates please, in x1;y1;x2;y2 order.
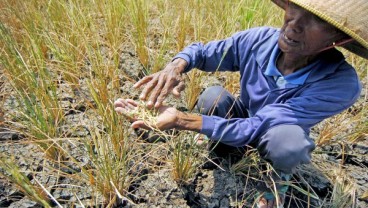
0;48;367;208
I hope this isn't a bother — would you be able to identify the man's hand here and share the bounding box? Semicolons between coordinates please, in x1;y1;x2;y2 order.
114;98;179;130
133;58;187;108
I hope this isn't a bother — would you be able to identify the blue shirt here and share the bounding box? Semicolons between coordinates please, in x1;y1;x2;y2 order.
175;27;362;147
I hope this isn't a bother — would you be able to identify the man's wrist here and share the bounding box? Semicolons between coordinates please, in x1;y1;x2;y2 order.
175;111;202;132
171;58;188;73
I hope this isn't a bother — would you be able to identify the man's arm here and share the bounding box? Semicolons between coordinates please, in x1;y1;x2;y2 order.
114;98;202;132
175;111;202;132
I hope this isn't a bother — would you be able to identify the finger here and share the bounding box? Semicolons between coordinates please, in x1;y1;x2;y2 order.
114;98;126;108
148;77;166;108
131;120;151;130
172;81;185;97
125;98;137;105
115;104;139;123
114;99;136;111
125;99;138;110
115;106;129;115
139;78;158;101
155;87;169;108
133;76;152;88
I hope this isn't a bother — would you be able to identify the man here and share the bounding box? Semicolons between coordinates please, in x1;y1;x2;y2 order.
115;0;367;207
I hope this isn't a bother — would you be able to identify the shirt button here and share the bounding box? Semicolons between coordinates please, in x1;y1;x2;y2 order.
277;77;286;86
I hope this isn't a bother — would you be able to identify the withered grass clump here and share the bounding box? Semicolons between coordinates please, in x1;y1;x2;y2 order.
170;132;204;185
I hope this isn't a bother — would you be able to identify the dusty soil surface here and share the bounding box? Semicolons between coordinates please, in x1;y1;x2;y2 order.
0;48;367;208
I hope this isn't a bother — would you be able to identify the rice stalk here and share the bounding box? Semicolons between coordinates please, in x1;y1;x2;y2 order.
170;132;202;185
95;0;129;88
43;0;93;87
127;0;149;71
184;70;204;111
224;72;241;95
150;30;171;74
0;155;52;208
175;9;192;52
328;170;356;208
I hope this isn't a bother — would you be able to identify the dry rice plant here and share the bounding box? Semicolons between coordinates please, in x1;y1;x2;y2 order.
174;6;193;52
184;70;204;111
316;98;367;146
127;0;149;71
0;155;52;207
170;132;203;185
329;171;356;208
83;128;140;207
0;21;65;160
316;113;351;147
231;150;322;207
224;72;241;95
43;0;91;87
150;30;171;74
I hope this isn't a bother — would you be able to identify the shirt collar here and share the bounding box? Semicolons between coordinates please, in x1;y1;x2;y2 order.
264;43;282;77
264;43;319;86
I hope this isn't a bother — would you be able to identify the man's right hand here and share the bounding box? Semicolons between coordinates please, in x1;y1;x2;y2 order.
114;98;182;131
133;58;188;108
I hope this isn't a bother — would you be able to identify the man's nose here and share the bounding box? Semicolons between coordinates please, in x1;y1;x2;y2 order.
287;13;307;33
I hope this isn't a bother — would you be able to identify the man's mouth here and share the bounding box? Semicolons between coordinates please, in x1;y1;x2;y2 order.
283;34;298;43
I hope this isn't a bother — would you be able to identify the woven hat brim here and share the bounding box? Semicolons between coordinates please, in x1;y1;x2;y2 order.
271;0;368;59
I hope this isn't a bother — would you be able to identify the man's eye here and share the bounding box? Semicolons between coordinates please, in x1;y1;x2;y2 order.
312;15;326;24
288;2;300;10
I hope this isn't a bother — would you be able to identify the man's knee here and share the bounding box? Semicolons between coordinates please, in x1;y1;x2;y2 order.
257;125;316;173
197;86;230;115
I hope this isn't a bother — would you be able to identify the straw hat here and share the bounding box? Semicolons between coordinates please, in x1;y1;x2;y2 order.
272;0;368;59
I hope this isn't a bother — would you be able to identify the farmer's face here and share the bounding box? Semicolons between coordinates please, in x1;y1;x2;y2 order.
278;2;345;57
